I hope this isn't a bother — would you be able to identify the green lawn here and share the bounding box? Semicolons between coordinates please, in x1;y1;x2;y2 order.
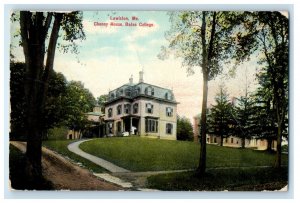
42;140;108;173
79;137;288;172
147;167;288;191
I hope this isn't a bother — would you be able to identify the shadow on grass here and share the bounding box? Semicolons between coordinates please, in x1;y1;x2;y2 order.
9;144;53;190
147;167;288;191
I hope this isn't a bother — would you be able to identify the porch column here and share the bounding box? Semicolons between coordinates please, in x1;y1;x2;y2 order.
130;117;133;135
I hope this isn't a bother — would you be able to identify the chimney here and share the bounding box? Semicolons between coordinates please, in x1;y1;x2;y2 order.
129;75;133;84
139;71;144;83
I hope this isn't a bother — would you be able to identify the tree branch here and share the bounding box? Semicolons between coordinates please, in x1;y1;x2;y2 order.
43;13;53;40
41;13;63;108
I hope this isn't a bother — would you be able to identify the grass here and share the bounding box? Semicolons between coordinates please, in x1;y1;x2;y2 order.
147;167;288;191
79;137;288;172
9;144;53;190
42;140;108;173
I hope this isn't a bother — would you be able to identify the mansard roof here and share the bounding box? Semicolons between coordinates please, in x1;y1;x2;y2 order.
106;81;177;104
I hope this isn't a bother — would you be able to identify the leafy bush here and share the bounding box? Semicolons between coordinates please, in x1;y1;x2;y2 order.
177;116;194;141
47;126;69;140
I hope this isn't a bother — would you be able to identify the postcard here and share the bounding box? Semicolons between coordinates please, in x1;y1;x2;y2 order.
9;10;289;192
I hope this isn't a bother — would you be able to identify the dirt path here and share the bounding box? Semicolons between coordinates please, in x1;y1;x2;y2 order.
10;141;123;191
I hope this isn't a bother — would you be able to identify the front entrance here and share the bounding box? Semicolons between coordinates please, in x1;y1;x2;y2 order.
123;117;140;135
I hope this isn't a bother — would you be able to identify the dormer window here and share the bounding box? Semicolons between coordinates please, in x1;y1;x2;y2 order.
125;88;131;97
165;92;169;100
170;93;174;100
151;88;154;96
165;91;174;100
146;103;153;114
136;87;141;94
110;93;115;100
145;86;154;96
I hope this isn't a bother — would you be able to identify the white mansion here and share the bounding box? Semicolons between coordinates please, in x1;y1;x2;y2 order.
104;71;178;140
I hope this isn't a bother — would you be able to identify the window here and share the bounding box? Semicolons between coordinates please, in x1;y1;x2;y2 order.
165;92;169;100
133;103;139;114
124;104;131;114
166;107;173;117
145;119;158;133
108;108;113;117
170;93;174;100
145;86;154;96
136;87;141;94
165;91;174;100
146;103;153;114
110;93;115;100
231;138;234;143
166;123;173;134
151;88;154;96
214;137;217;143
117;105;122;115
125;88;131;97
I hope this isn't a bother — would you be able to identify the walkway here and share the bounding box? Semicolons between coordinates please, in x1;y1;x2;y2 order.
68;139;130;173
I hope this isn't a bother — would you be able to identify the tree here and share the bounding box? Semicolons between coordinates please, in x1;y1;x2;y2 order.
236;12;288;167
177;115;194;141
10;62;27;140
251;86;277;151
207;86;234;146
10;62;68;140
43;71;68;131
64;81;96;135
159;11;250;176
96;94;108;113
17;11;85;180
232;93;255;148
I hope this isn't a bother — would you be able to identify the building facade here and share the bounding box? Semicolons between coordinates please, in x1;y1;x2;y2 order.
66;105;105;139
104;71;178;140
193;114;278;150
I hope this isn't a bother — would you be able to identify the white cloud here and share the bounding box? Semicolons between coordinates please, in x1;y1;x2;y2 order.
122;19;160;53
123;19;160;42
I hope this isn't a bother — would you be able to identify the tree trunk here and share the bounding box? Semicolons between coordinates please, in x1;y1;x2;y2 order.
197;73;208;176
241;137;245;148
220;134;223;146
275;122;282;168
19;12;62;181
266;138;272;152
20;12;47;181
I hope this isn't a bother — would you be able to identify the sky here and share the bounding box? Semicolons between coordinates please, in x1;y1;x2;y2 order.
11;11;261;122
